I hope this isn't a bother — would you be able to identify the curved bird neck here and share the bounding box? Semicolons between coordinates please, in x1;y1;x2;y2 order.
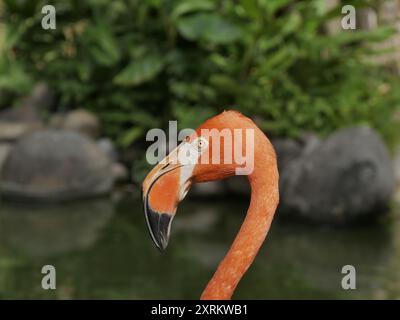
200;135;279;300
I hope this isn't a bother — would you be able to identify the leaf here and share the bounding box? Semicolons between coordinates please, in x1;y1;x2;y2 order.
177;13;242;44
264;0;293;15
85;22;120;66
209;74;241;95
100;110;159;127
171;0;215;20
0;58;33;93
322;27;395;48
1;19;33;51
3;0;38;15
173;103;215;129
114;54;165;86
280;12;302;35
119;127;144;147
240;0;260;19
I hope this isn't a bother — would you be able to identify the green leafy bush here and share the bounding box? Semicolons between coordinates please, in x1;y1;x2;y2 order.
1;0;399;147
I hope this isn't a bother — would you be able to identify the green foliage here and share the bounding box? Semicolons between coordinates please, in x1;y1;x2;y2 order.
1;0;399;147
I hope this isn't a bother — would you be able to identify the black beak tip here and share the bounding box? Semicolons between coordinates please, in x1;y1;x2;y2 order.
144;196;173;251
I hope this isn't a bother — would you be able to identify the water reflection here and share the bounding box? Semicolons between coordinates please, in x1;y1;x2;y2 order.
240;219;395;299
0;193;398;299
0;200;114;257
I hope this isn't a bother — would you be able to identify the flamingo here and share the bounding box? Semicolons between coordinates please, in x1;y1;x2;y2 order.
142;110;279;300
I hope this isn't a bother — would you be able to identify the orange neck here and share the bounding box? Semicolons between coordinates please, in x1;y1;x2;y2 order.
200;140;279;300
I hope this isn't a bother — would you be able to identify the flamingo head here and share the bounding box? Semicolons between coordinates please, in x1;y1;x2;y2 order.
142;111;255;250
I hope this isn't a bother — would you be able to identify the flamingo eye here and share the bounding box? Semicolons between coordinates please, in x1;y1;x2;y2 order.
195;137;208;151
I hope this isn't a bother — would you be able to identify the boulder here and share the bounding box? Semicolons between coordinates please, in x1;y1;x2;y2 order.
62;109;100;139
279;127;395;223
96;138;126;181
394;146;400;205
20;82;54;111
0;130;114;202
111;162;129;182
272;138;303;171
48;113;65;128
0;143;12;170
0;83;50;142
0;83;53;124
0;103;38;124
222;135;321;198
97;138;118;162
394;145;400;185
0;122;41;142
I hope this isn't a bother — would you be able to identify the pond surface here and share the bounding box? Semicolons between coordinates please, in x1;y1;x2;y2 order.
0;189;399;299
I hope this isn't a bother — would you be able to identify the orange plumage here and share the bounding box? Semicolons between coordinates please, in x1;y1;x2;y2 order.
142;110;279;299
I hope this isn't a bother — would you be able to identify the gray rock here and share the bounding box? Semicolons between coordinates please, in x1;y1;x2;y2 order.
48;113;66;128
272;134;322;170
97;138;118;162
0;130;114;202
394;145;400;185
21;82;54;110
111;162;129;182
0;83;53;124
0;106;41;125
0;143;12;170
272;138;303;171
62;109;100;139
0;83;49;142
395;146;400;205
0;122;41;142
219;135;323;198
221;135;322;198
395;188;400;205
279;126;395;223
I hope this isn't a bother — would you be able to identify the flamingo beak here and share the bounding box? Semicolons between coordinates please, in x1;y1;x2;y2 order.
142;153;192;251
143;196;174;251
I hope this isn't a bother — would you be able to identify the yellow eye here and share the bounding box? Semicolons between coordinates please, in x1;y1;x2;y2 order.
197;138;207;150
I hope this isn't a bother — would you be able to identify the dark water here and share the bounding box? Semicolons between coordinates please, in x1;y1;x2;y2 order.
0;189;399;299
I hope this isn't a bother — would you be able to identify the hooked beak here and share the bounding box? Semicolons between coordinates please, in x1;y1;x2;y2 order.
142;156;192;251
144;196;173;251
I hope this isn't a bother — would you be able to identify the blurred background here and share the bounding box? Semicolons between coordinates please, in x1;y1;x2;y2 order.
0;0;400;299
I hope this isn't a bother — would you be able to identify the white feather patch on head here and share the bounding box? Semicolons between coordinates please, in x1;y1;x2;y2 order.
177;138;209;200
